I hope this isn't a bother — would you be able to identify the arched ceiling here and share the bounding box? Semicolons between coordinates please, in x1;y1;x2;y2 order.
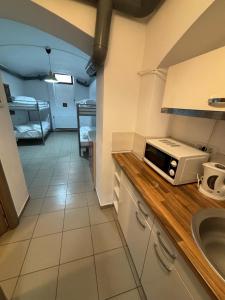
0;18;91;80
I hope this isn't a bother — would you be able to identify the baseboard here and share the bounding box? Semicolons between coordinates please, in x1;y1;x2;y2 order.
19;195;30;219
96;189;113;208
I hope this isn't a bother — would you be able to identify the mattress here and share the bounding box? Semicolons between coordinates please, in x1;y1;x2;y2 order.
15;121;50;139
80;126;96;146
8;97;49;111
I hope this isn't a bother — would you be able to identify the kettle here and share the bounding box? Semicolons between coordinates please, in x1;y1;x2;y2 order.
198;162;225;201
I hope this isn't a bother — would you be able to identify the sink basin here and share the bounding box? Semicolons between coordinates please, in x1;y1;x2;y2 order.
191;208;225;281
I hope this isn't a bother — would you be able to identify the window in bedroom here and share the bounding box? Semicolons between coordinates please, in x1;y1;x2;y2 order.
54;73;73;84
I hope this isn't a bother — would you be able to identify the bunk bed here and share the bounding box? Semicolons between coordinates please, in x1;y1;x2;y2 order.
76;100;96;157
8;96;51;144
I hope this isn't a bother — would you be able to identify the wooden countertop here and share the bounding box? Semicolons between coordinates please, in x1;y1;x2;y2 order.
113;152;225;300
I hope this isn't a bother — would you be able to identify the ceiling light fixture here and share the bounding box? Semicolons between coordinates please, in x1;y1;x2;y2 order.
44;47;58;83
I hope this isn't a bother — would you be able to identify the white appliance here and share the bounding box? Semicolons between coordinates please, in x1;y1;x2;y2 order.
198;162;225;201
144;138;209;185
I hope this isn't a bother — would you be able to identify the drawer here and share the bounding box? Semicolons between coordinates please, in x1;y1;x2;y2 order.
118;183;153;277
154;220;212;300
141;230;193;300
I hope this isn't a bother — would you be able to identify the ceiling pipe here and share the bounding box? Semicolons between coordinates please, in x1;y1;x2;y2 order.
82;0;162;76
86;0;113;76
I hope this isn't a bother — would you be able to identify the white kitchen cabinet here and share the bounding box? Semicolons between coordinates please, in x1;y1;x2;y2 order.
116;169;211;300
118;182;153;277
162;45;225;111
141;221;212;300
141;228;193;300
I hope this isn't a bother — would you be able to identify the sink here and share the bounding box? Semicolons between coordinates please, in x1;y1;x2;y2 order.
191;208;225;281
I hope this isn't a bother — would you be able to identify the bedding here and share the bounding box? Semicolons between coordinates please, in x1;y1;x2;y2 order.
80;126;96;146
8;97;49;111
14;121;50;139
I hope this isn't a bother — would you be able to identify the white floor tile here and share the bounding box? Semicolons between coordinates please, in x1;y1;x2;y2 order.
0;241;29;281
57;257;98;300
33;211;64;238
89;205;114;225
95;248;136;300
86;191;99;206
13;267;58;300
67;182;93;195
46;185;67;197
0;277;18;299
0;216;38;245
60;227;93;264
64;207;89;231
110;289;141;300
65;193;87;209
21;233;61;275
91;221;122;254
23;200;44;217
41;196;66;213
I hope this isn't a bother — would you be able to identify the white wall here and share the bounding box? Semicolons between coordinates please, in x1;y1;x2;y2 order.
23;79;89;129
0;75;28;215
1;70;24;96
169;116;225;156
1;71;28;125
23;80;50;100
135;0;225;164
96;13;145;205
135;0;215;138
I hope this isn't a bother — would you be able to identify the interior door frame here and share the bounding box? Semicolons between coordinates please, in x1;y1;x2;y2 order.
0;160;19;229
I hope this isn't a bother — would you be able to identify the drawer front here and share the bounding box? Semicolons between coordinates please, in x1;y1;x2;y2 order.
118;183;152;277
154;220;211;300
141;230;193;300
121;171;154;227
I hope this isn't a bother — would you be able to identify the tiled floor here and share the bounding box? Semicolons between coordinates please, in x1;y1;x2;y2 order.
0;132;144;300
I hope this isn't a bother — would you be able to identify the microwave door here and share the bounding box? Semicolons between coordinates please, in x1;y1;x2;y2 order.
145;144;171;174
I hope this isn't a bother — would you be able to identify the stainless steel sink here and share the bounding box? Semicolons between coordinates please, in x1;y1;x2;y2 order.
191;208;225;281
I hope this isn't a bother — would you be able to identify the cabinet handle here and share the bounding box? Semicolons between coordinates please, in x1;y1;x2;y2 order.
136;211;146;229
154;243;172;273
208;98;225;107
157;232;176;260
137;200;148;217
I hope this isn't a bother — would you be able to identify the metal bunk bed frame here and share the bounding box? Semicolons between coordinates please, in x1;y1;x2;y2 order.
9;101;51;145
76;103;96;156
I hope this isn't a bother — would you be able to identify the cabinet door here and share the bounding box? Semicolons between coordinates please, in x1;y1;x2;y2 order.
141;230;193;300
118;183;151;277
162;46;225;111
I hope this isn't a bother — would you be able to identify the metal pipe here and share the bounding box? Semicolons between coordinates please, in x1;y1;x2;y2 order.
86;0;113;76
82;0;161;76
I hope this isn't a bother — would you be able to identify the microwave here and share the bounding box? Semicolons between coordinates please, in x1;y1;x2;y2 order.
144;138;209;185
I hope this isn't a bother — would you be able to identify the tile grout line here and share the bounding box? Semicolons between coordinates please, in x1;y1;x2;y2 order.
54;206;66;300
0;244;126;285
10;212;40;300
105;287;140;300
88;204;100;300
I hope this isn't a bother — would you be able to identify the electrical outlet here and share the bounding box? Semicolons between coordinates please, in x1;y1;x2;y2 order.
195;143;214;153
